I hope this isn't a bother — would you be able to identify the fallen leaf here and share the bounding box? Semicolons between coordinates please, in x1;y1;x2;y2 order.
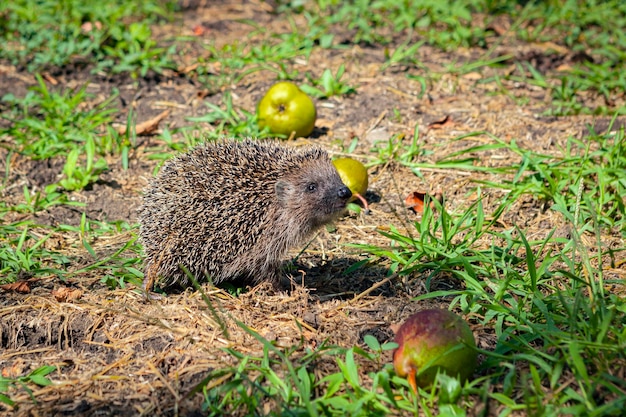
314;118;336;129
536;41;569;55
81;21;102;33
52;287;83;302
178;62;200;74
1;360;25;378
556;64;573;72
192;24;206;36
41;72;58;85
196;89;211;100
504;64;516;77
488;22;509;36
405;191;426;213
462;72;482;81
427;115;454;129
0;281;31;293
405;190;444;214
117;109;171;136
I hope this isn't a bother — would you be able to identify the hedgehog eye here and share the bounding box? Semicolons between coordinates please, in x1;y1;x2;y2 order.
306;183;318;192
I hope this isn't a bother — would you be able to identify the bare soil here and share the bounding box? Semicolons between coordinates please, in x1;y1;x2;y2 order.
1;1;625;416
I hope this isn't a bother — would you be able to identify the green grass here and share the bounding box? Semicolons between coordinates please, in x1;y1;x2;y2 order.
301;64;357;99
296;0;626;116
0;0;177;75
1;0;625;414
0;214;140;285
194;27;319;92
351;124;626;414
0;73;127;196
186;92;273;140
1;74;117;160
3;0;624;114
0;220;68;282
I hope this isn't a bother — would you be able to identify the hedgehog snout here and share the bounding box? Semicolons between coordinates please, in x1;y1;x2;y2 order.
337;185;352;200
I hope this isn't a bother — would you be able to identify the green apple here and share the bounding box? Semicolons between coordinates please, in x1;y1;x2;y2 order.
257;81;316;138
332;157;369;210
393;309;477;391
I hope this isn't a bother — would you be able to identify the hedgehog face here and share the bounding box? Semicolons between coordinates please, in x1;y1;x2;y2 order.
275;162;351;227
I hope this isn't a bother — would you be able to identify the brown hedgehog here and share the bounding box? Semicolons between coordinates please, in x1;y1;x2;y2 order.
139;139;352;293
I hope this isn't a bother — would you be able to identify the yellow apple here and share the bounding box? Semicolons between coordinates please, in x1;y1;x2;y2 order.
257;81;316;138
333;157;369;210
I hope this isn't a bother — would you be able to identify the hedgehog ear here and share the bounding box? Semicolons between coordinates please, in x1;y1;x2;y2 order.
275;180;292;206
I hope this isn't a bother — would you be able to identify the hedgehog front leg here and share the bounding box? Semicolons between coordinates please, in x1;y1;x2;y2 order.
142;266;155;292
142;262;162;300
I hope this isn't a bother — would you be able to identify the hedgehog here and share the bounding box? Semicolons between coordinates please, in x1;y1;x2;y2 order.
138;139;352;293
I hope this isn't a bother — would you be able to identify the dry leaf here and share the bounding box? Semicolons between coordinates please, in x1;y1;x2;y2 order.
178;62;200;74
0;281;31;293
405;191;444;214
1;360;25;378
192;24;206;36
462;72;482;81
117;109;171;136
489;22;509;36
556;64;574;72
41;72;58;85
536;41;569;55
52;287;83;302
196;89;211;100
427;115;454;129
81;21;102;33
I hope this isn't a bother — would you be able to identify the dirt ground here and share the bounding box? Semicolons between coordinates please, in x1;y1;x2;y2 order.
1;1;625;416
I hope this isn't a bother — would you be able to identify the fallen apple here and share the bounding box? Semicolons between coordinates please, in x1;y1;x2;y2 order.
257;81;316;138
332;157;369;211
393;309;477;392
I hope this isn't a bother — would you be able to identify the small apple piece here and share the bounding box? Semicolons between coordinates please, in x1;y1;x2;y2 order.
257;81;317;138
332;157;369;211
393;309;477;392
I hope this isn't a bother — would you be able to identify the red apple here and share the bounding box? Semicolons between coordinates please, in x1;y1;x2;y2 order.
393;309;477;391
